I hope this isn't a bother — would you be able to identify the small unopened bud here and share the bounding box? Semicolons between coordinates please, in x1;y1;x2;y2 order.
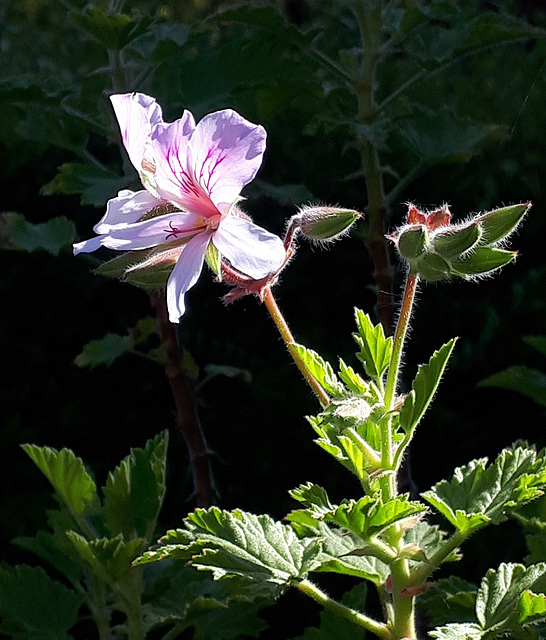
451;246;516;277
413;252;451;281
432;222;482;259
396;224;429;259
475;202;531;246
292;205;361;243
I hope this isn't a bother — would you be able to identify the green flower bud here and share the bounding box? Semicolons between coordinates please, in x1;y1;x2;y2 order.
397;224;429;259
475;202;531;246
413;252;451;282
432;222;482;259
293;206;361;243
451;246;516;277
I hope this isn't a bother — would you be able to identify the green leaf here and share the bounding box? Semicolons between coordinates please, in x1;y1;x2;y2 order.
42;162;130;207
292;344;345;396
138;508;322;598
0;565;82;640
290;483;426;541
353;309;393;384
479;365;546;407
338;359;372;395
399;338;457;436
519;590;546;626
418;576;477;627
429;622;483;640
477;563;546;633
74;333;133;369
294;520;390;585
422;445;546;534
67;532;146;584
405;520;461;567
0;212;76;256
21;444;98;516
102;431;168;541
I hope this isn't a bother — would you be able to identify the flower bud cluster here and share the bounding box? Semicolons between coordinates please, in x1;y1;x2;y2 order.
389;202;530;282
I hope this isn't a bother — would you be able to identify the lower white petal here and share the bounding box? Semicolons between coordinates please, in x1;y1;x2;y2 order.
166;230;214;322
95;190;163;233
213;216;286;279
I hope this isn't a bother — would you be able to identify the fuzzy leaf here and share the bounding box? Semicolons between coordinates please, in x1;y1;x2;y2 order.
67;532;146;584
21;444;98;516
139;508;322;598
0;565;82;640
74;333;133;369
418;576;478;627
292;344;345;395
102;431;168;541
0;213;76;256
422;445;546;533
291;484;426;540
399;338;457;435
429;622;483;640
477;563;546;632
353;309;393;383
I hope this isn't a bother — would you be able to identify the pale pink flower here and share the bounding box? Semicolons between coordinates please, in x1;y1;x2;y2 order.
74;92;286;322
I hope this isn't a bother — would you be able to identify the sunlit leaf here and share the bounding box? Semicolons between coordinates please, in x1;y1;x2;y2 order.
74;333;133;369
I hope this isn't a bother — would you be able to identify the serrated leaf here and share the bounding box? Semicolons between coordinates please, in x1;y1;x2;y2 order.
338;359;372;395
477;563;546;633
399;338;457;435
69;7;152;51
102;431;168;540
41;162;130;206
0;564;82;640
140;508;322;598
422;445;546;534
291;484;426;541
405;520;461;567
292;344;345;396
21;444;98;516
353;309;393;384
67;532;146;584
0;212;76;256
479;365;546;407
418;576;478;627
74;333;133;369
429;622;483;640
299;521;390;585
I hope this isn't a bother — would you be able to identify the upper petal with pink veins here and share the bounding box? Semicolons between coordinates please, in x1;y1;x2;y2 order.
151;109;266;218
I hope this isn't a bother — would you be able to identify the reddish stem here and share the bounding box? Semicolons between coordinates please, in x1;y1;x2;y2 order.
149;290;214;507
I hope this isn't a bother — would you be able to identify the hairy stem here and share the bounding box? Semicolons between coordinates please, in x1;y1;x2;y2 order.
262;286;330;407
150;290;214;507
296;579;393;640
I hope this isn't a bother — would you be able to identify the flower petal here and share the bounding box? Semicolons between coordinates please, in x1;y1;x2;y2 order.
110;93;164;178
166;230;214;322
188;110;266;212
96;211;206;251
151;109;266;217
151;115;217;218
73;235;104;255
213;216;286;279
94;190;165;233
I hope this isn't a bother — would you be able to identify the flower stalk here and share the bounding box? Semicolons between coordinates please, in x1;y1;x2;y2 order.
262;286;330;407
